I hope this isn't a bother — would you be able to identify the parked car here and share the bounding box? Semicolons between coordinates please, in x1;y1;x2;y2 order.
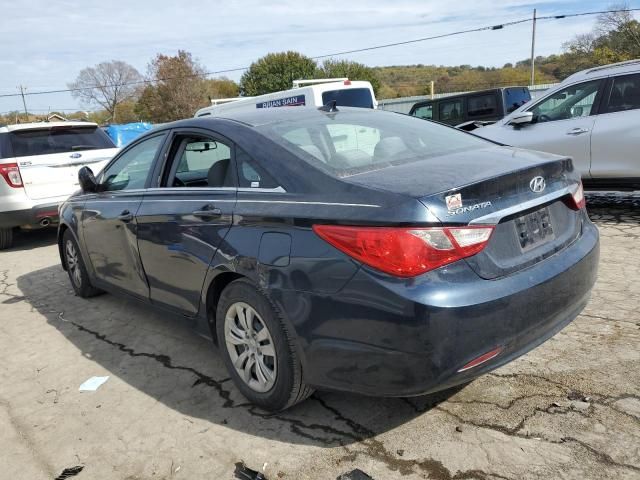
58;107;599;411
0;121;118;249
409;87;531;130
475;60;640;190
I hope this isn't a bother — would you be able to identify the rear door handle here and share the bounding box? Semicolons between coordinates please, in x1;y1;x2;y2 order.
118;210;133;222
566;127;589;135
192;205;222;219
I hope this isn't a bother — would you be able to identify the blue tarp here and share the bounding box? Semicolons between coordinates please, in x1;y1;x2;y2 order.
105;122;153;147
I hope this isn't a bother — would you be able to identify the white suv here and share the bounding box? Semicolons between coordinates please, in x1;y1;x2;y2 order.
0;121;119;249
476;59;640;190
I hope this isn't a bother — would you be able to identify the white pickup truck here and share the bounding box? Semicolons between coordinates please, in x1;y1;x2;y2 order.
0;121;119;249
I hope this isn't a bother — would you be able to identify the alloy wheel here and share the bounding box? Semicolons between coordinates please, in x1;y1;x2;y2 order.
65;240;82;288
224;302;277;393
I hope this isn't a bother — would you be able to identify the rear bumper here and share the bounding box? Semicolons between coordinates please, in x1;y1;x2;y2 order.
0;203;60;228
276;218;599;397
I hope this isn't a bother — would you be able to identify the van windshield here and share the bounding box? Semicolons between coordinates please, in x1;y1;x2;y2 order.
504;87;531;113
8;126;115;158
322;88;374;109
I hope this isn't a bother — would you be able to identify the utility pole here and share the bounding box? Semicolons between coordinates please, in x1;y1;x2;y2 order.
18;85;28;120
530;9;537;86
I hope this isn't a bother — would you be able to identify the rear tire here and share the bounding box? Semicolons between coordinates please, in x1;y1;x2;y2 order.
0;228;13;249
63;229;102;298
216;278;313;411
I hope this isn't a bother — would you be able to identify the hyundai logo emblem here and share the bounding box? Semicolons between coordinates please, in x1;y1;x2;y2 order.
529;176;546;193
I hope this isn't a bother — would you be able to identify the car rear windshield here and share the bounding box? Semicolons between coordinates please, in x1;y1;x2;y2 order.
258;110;490;177
8;126;114;158
322;88;374;109
504;87;531;113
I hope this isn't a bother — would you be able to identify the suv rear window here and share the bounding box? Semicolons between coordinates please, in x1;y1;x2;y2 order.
8;126;114;158
322;88;374;109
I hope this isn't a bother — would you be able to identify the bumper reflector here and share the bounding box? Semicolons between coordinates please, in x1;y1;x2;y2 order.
457;346;503;372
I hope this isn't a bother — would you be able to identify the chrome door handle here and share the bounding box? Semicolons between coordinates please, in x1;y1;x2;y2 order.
192;207;222;219
566;127;589;135
118;210;133;222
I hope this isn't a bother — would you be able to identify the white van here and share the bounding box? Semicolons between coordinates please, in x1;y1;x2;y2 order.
195;79;377;118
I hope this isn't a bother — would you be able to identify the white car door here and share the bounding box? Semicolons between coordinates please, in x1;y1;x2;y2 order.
590;72;640;180
479;79;605;179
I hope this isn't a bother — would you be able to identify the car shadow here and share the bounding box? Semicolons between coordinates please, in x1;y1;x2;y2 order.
16;264;461;448
586;191;640;225
6;227;57;252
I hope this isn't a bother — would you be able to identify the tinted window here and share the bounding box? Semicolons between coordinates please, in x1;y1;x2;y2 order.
322;88;374;109
236;148;281;189
8;126;114;158
439;99;463;123
605;73;640;113
504;87;531;113
529;80;602;123
169;136;233;188
467;94;498;117
412;104;433;120
101;135;164;191
260;110;488;177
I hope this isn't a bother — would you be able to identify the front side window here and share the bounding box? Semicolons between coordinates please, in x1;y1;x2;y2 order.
439;99;463;123
166;136;234;188
467;94;498;118
604;73;640;113
100;134;164;192
9;126;114;158
413;104;433;120
529;80;603;123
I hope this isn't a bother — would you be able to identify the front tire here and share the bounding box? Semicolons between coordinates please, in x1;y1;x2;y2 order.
216;279;313;411
63;229;102;298
0;228;13;249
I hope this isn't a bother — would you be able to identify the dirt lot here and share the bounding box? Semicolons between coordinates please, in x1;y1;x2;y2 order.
1;193;639;480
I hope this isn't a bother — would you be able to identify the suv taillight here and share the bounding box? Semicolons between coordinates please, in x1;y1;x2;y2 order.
313;225;494;277
0;163;23;188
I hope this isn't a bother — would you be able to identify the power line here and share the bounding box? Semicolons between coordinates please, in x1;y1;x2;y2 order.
0;6;638;100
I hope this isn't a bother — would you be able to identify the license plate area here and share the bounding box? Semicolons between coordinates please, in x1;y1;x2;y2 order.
514;206;554;251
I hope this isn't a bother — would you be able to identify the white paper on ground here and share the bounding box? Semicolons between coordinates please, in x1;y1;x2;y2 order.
79;376;110;392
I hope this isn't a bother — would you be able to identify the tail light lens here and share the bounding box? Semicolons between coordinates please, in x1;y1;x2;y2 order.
0;163;23;188
312;225;494;277
569;182;585;210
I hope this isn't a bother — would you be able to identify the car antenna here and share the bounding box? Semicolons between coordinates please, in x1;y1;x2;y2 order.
318;100;338;112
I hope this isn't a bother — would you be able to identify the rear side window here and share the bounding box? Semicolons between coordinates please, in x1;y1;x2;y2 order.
604;73;640;113
439;99;463;123
322;88;374;109
467;94;498;118
8;126;114;158
504;87;531;113
412;104;433;120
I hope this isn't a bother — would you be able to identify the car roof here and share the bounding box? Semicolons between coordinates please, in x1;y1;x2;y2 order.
562;59;640;84
0;121;99;133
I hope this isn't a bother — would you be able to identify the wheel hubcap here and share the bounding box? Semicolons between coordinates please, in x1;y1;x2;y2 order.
224;302;276;393
65;240;82;288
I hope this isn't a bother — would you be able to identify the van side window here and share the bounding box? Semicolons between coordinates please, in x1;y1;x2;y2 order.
467;94;497;118
605;73;640;113
439;99;463;123
413;104;433;120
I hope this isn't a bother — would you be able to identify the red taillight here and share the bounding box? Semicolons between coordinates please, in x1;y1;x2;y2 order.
569;182;585;210
0;163;23;188
312;225;494;277
343;79;351;85
457;346;503;372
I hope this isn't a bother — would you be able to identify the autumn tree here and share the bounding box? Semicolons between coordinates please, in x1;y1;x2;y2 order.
239;51;317;96
135;51;210;122
204;77;240;100
68;61;142;122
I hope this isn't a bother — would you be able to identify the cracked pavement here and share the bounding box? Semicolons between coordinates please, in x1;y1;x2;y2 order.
0;192;638;480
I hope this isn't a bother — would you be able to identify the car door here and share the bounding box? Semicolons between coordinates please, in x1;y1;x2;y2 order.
590;73;640;180
81;133;167;298
135;129;236;315
488;79;605;178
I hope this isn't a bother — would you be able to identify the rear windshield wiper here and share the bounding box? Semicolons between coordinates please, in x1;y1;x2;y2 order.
71;145;100;151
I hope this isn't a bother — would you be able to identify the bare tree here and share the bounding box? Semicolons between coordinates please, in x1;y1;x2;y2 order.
68;61;142;122
596;3;640;53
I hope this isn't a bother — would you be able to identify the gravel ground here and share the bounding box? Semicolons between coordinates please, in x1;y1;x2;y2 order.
0;192;638;480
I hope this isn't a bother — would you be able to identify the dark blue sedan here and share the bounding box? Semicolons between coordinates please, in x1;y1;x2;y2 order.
57;107;599;411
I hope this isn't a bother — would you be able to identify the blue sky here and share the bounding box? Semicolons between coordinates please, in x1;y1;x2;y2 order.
0;0;630;114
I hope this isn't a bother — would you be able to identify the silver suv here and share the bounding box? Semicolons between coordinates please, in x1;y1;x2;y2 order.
0;122;118;249
476;59;640;190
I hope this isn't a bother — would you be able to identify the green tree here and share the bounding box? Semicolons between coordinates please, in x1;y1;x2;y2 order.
317;59;381;94
135;50;209;122
204;77;239;100
239;51;317;96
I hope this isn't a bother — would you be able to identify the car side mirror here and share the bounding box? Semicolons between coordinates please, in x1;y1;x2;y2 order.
509;111;534;126
78;166;97;193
